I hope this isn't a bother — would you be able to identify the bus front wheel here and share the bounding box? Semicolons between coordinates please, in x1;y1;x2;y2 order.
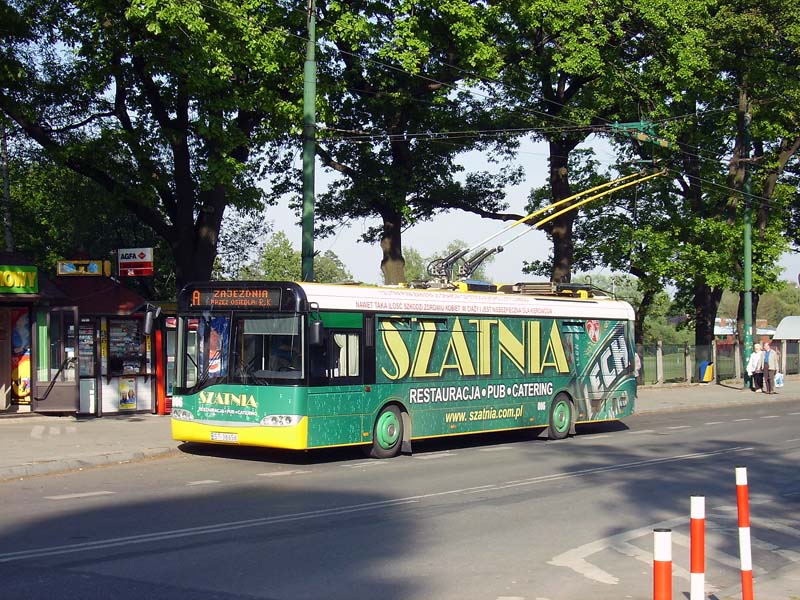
369;405;403;459
548;394;573;440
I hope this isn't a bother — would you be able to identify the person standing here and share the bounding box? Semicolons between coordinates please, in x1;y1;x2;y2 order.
746;343;764;392
762;341;780;394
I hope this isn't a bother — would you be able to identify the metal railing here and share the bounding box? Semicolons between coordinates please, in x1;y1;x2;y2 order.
637;339;798;386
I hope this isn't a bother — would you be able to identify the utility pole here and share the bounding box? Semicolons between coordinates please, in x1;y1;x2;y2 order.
742;109;753;387
300;0;316;281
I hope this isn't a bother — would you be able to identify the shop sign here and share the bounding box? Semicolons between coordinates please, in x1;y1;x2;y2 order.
118;248;154;277
57;260;107;276
0;265;38;294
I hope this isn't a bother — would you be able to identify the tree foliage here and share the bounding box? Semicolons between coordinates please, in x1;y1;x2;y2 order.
241;231;352;283
0;0;304;293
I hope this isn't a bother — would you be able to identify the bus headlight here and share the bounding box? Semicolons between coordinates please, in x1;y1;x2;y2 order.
172;408;194;421
260;415;301;427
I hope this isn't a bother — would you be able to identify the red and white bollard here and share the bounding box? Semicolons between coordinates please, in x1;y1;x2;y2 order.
653;528;672;600
736;466;754;600
690;495;705;600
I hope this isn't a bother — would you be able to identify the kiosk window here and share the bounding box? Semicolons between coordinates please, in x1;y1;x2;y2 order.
108;319;145;375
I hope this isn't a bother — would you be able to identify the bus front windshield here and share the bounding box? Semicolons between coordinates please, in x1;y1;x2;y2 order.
178;313;304;392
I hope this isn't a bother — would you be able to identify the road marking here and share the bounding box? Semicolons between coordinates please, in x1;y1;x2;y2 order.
478;446;515;452
339;461;386;469
2;445;750;565
733;418;752;422
493;446;751;491
0;497;421;563
704;421;724;425
786;438;800;443
549;516;685;585
760;415;779;419
45;491;115;500
666;425;691;430
413;452;457;460
580;434;610;439
257;470;312;477
789;412;800;416
628;429;654;435
186;480;220;486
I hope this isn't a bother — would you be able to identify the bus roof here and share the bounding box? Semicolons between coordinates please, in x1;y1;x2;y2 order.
298;282;635;321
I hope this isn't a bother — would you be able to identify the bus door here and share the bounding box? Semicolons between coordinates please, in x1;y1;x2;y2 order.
32;306;80;413
309;328;366;443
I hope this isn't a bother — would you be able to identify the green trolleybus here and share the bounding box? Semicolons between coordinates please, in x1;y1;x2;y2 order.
171;280;636;458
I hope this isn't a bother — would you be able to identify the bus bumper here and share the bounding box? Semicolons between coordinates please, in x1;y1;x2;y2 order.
171;418;308;450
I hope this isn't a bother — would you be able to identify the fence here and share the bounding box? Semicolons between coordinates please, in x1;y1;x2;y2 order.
637;339;799;386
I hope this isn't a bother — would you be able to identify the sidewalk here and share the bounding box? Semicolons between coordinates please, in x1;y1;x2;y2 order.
0;379;798;598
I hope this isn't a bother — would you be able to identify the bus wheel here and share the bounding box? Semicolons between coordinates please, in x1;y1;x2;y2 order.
369;405;403;459
548;394;573;440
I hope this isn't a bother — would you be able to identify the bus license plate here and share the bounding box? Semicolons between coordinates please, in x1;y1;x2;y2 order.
211;432;238;442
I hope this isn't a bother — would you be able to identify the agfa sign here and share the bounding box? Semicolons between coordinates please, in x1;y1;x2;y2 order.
118;247;154;277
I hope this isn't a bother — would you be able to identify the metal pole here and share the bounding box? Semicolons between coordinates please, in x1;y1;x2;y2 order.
742;110;753;388
300;0;316;282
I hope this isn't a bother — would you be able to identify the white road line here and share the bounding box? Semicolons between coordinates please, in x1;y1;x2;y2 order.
628;429;655;434
760;415;780;419
666;425;691;430
186;480;220;486
4;445;750;565
478;446;515;452
0;497;421;564
339;461;386;469
492;446;751;491
257;470;312;477
413;452;457;460
704;421;724;425
549;516;685;585
734;418;752;422
673;528;765;576
581;434;610;439
789;412;800;416
45;491;115;501
785;438;800;443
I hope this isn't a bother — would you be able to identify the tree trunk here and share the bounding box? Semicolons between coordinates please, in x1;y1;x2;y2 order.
634;288;655;345
693;281;722;362
548;138;579;283
380;210;405;284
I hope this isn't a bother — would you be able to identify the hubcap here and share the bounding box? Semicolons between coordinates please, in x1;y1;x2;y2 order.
376;411;400;449
553;401;570;432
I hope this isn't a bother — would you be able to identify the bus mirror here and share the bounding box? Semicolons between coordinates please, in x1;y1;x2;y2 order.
143;305;162;336
309;320;325;346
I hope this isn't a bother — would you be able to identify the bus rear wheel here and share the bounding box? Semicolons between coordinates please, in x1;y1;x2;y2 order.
369;405;403;459
548;394;573;440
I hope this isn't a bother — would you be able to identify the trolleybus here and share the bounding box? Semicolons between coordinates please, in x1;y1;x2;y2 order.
171;280;636;458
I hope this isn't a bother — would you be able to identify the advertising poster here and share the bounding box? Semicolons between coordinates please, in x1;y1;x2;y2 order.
11;309;31;404
119;377;137;411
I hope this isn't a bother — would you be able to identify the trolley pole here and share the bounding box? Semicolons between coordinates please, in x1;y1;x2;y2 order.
301;0;316;282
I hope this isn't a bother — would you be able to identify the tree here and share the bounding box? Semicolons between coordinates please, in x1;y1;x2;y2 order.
310;0;518;284
6;144;176;297
0;1;303;293
241;231;352;283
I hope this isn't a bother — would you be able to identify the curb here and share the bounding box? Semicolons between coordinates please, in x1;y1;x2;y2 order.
0;447;180;482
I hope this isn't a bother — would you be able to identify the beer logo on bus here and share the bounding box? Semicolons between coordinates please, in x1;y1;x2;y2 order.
378;317;569;381
586;319;600;343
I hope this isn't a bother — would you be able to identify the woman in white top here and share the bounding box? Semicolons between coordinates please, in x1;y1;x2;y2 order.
746;343;764;392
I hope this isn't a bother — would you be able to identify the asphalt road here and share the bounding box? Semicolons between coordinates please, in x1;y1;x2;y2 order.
1;400;799;600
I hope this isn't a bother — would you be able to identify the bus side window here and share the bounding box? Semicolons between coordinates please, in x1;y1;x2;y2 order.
329;330;361;382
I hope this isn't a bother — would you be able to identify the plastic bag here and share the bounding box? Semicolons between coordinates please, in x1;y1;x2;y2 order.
775;372;784;387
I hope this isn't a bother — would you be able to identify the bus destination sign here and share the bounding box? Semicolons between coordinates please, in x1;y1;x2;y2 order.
189;287;280;309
